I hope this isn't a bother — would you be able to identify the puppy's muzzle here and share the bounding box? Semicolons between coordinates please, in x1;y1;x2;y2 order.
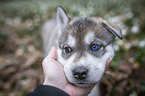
73;66;88;80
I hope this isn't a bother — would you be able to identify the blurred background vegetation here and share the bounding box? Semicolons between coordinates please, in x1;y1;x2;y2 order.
0;0;145;96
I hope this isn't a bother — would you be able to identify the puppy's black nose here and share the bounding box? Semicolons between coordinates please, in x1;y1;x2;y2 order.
73;67;88;80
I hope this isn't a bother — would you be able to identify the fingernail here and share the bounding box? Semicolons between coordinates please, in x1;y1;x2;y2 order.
51;46;56;50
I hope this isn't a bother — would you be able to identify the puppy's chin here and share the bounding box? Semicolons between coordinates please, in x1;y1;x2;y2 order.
73;83;96;87
74;84;91;87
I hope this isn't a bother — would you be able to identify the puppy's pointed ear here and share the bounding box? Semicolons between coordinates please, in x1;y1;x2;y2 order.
56;6;69;28
102;22;123;39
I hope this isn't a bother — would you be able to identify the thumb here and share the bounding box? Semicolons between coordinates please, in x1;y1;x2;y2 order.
42;46;57;67
47;46;57;60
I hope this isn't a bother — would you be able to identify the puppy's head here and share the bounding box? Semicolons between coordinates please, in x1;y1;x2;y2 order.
56;7;122;87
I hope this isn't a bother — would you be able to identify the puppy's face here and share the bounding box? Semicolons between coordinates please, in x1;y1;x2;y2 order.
56;7;122;87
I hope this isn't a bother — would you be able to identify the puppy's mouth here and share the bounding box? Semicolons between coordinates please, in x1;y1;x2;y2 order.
71;80;97;87
73;82;96;87
71;81;87;84
78;82;85;84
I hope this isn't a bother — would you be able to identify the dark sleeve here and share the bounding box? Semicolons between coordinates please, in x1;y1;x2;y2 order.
25;85;70;96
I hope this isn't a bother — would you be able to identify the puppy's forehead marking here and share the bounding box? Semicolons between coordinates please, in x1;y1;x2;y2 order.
84;32;107;45
84;32;95;44
67;35;75;47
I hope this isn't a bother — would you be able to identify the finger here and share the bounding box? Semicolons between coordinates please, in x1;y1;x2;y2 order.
47;46;57;60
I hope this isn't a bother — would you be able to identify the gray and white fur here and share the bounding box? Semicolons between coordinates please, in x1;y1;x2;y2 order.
41;7;122;96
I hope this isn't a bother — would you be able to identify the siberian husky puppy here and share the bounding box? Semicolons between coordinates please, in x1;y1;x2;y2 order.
41;7;122;96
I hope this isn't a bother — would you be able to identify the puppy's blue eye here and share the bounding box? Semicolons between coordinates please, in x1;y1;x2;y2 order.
91;44;100;51
64;47;72;53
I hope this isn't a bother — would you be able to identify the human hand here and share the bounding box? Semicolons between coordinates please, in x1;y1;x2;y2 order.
42;47;94;96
